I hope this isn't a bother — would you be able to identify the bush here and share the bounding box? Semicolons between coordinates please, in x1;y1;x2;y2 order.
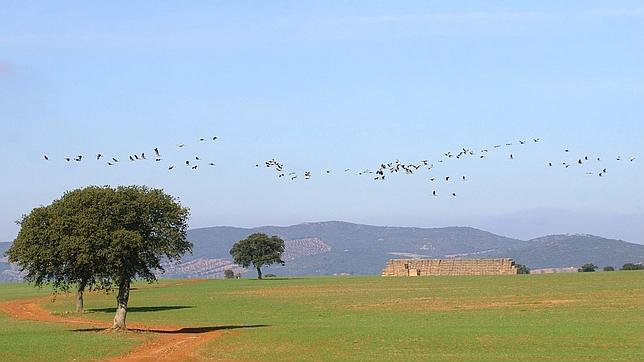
264;273;277;278
223;269;235;279
621;263;644;271
603;266;615;271
578;263;598;272
516;264;530;274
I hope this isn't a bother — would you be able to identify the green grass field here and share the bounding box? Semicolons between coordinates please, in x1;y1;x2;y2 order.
1;272;643;361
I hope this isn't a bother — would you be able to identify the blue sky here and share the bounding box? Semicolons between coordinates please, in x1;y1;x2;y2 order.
1;1;642;243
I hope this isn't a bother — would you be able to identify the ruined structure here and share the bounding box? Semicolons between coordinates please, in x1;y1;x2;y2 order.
381;258;518;276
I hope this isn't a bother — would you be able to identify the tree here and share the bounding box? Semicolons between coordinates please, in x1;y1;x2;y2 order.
515;264;530;274
230;233;285;279
578;263;598;272
223;269;235;279
6;186;191;330
621;263;644;270
603;266;615;271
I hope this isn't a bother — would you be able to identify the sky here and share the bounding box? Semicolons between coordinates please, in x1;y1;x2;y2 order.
0;1;642;244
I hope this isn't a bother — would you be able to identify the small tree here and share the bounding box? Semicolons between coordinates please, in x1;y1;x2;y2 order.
230;233;285;279
223;269;235;279
578;263;598;272
621;263;644;270
515;264;530;274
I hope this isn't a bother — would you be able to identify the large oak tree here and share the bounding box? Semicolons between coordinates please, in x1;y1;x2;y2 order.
6;185;191;329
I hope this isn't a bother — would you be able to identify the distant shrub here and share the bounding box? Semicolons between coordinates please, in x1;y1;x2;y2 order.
264;273;277;278
578;263;598;272
516;264;530;274
602;266;615;271
621;263;644;271
223;269;235;279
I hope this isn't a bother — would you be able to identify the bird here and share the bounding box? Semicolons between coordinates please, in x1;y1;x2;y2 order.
140;153;146;160
96;154;102;160
129;156;134;161
451;193;456;197
168;165;175;170
178;144;185;148
212;136;218;140
154;148;160;157
565;149;570;153
112;158;119;162
432;191;437;196
43;155;49;160
445;176;450;181
107;162;114;166
209;162;215;166
509;153;514;160
192;165;198;170
185;160;190;165
533;138;540;142
519;140;526;144
195;156;200;160
548;162;552;166
65;157;71;162
630;157;636;162
199;138;205;142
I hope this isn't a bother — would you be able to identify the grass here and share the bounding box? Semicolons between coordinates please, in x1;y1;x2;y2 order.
0;284;141;361
1;272;643;361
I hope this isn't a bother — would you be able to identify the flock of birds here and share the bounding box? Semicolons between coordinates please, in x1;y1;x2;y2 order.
42;136;637;198
43;137;219;171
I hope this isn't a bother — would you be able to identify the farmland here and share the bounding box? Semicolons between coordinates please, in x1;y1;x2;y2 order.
1;272;643;361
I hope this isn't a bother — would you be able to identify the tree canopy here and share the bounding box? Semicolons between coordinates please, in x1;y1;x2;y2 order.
6;185;191;329
229;233;285;279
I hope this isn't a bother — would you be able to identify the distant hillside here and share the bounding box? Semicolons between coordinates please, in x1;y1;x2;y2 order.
498;234;644;269
2;223;643;280
184;222;644;277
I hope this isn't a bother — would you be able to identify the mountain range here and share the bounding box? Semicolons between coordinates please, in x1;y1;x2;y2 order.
2;221;643;280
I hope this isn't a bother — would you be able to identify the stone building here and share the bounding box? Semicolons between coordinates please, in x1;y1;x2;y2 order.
381;258;518;276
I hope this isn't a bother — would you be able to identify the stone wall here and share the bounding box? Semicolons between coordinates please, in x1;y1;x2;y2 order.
381;258;518;276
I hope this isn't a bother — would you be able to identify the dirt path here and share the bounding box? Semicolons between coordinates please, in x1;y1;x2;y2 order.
0;296;222;361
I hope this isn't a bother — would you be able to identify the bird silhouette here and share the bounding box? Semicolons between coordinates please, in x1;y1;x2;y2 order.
43;155;49;160
96;154;102;160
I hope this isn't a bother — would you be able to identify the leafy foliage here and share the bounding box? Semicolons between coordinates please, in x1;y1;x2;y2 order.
578;263;598;272
515;263;530;274
223;269;235;279
230;233;285;279
602;266;615;271
620;263;644;270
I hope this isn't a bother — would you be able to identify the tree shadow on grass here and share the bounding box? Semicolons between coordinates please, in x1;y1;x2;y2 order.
88;305;194;313
73;324;270;334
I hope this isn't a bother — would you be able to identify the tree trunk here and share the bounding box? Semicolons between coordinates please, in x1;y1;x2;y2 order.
112;279;130;330
75;288;84;313
75;280;86;313
256;266;262;280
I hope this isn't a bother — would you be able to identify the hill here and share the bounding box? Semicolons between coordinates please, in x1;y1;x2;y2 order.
184;222;644;277
2;222;643;279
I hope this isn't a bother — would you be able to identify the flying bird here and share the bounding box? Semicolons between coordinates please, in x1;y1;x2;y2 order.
43;155;48;160
96;154;102;160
